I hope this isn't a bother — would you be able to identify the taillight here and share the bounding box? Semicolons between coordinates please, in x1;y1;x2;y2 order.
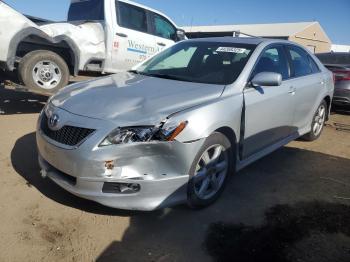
333;70;350;82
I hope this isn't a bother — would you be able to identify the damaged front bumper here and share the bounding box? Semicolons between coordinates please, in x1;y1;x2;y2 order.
36;123;204;211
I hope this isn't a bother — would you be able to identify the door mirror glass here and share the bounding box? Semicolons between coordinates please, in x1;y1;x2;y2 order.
176;29;186;41
251;72;282;87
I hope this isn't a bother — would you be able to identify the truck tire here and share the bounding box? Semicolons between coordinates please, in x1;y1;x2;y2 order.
18;50;70;93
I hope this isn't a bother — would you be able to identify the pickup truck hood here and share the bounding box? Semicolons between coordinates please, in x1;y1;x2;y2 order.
51;72;225;126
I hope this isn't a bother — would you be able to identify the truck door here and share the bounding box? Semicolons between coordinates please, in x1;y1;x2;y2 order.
149;12;177;53
111;1;158;71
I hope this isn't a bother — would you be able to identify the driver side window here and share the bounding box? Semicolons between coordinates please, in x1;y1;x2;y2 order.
254;46;289;80
153;14;177;41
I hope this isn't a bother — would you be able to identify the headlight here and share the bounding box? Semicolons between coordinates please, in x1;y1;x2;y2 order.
99;121;188;147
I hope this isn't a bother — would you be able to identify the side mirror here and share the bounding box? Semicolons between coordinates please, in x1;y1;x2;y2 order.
176;29;186;41
251;72;282;87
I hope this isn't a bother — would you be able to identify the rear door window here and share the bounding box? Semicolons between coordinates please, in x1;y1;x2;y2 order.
308;56;321;73
117;1;148;33
68;0;104;21
288;46;313;77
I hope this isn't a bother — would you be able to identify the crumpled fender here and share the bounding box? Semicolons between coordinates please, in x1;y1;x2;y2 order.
0;2;106;73
0;2;39;65
39;22;106;70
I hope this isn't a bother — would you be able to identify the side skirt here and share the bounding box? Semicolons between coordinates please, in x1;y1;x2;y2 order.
236;131;300;172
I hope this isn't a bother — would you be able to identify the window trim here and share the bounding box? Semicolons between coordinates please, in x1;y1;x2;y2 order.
285;44;321;79
115;0;151;34
308;55;321;73
248;43;292;84
149;12;178;41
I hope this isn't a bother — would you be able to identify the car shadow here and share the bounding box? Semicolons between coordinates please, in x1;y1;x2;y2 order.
10;132;142;217
11;132;350;261
0;87;48;115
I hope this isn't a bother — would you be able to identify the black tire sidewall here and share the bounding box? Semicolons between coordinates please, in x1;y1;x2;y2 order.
187;132;234;209
19;50;70;94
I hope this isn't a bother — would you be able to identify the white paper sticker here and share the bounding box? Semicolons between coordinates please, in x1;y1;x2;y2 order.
216;47;247;53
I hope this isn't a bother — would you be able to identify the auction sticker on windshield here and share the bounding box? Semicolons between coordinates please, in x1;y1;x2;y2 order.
216;47;247;53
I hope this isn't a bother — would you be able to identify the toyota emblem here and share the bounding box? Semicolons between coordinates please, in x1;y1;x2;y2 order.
48;114;60;130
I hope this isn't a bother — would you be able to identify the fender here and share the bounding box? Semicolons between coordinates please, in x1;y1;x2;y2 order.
7;27;80;75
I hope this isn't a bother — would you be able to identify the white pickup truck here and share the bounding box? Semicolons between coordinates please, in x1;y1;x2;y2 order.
0;0;185;94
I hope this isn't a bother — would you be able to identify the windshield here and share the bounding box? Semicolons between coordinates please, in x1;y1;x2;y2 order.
136;41;256;85
68;0;104;21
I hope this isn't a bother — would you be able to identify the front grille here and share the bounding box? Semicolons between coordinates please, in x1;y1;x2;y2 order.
41;114;95;146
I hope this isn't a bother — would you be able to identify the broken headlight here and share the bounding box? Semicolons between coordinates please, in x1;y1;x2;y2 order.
99;121;188;146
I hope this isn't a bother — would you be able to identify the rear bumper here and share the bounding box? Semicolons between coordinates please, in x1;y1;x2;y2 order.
333;82;350;105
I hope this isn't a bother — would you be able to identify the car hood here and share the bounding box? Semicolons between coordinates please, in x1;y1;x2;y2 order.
51;72;225;125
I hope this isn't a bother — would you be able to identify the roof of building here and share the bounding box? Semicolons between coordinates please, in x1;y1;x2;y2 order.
183;22;318;37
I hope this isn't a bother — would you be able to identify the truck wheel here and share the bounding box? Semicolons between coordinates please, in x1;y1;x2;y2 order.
302;100;327;141
187;132;234;209
18;50;70;93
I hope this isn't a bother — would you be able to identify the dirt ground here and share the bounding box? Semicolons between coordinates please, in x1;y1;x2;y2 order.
0;85;349;262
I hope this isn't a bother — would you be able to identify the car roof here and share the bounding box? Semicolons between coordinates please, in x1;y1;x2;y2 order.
185;36;290;46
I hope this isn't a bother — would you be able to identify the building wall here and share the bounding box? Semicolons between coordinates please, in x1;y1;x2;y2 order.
288;23;331;53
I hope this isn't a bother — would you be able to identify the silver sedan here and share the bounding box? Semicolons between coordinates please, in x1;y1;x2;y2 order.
37;37;334;210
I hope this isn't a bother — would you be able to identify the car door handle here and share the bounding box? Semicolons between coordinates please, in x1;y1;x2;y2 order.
116;32;128;38
157;42;166;47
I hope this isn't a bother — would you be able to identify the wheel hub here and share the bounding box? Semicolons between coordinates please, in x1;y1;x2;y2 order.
193;144;228;200
32;60;62;89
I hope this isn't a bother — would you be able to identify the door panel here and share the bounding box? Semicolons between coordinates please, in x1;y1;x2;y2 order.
289;74;324;130
286;46;325;131
243;84;295;158
242;45;296;158
112;1;158;71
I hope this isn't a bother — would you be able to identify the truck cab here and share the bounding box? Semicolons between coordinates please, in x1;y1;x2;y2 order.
0;0;185;93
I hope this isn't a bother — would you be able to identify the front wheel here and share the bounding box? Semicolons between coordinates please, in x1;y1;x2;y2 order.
303;100;327;141
187;132;234;209
18;50;70;93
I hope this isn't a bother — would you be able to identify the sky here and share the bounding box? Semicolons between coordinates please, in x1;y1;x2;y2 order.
4;0;350;44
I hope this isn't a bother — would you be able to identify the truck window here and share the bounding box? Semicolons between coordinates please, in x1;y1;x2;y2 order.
117;1;148;33
68;0;104;21
153;14;177;41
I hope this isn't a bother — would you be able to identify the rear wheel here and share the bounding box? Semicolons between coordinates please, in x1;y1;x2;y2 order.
18;50;70;93
303;100;327;141
187;132;234;208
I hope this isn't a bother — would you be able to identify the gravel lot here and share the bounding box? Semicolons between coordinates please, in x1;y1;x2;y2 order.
0;85;349;262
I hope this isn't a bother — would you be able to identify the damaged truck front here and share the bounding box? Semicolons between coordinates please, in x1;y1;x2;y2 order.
0;0;184;94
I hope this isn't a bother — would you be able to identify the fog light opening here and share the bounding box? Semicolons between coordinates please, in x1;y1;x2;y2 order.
102;182;141;194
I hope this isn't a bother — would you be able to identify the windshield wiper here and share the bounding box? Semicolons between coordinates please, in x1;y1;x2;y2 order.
141;73;190;82
128;70;141;75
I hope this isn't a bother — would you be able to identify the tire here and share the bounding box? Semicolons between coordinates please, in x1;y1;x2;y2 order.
302;100;327;141
187;132;234;209
18;50;70;93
